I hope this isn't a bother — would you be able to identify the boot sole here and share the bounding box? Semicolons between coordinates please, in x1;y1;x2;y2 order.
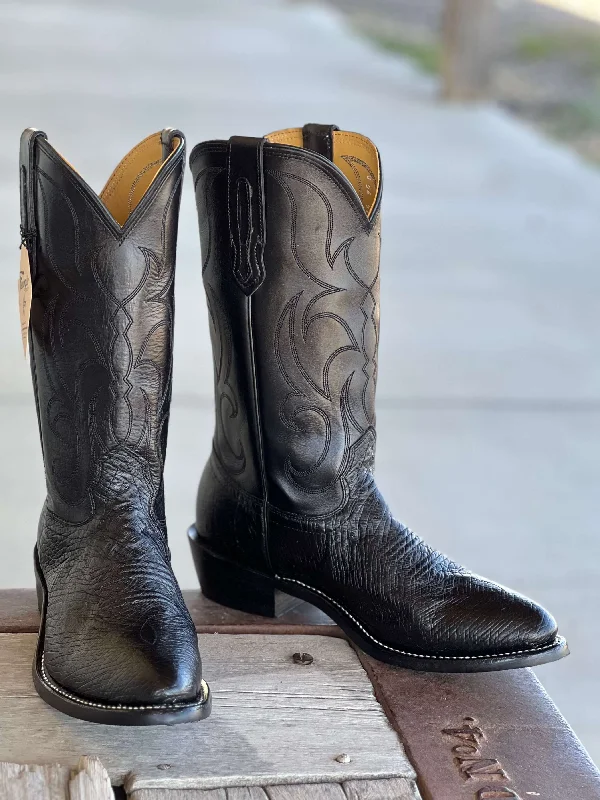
33;546;211;725
189;527;569;673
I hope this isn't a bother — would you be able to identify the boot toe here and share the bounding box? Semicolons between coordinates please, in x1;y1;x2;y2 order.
131;623;203;704
500;592;558;652
41;555;203;707
433;577;559;658
43;614;203;707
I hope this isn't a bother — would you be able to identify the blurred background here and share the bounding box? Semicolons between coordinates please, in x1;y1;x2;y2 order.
0;0;598;766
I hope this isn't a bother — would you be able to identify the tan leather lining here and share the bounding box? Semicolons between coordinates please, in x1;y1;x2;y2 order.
99;132;180;226
265;127;380;216
266;128;304;147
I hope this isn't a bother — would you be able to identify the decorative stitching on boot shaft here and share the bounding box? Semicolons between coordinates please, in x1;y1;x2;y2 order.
191;140;564;666
30;132;203;708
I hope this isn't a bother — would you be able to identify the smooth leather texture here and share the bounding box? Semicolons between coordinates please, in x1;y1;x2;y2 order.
190;129;560;662
24;128;203;704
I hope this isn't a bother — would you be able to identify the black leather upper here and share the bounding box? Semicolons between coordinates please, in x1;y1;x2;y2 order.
24;129;202;703
191;132;558;660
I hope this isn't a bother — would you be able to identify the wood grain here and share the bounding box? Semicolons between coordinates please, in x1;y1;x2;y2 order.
130;782;421;800
343;778;422;799
264;784;345;799
0;590;41;634
0;757;112;800
0;590;336;636
0;762;70;800
130;790;270;799
0;634;412;791
130;791;229;800
68;758;113;800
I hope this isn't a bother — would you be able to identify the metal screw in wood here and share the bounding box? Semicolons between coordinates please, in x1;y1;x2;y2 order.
335;753;352;764
292;652;314;665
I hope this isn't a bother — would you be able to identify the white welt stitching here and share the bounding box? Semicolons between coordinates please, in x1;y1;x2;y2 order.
39;654;209;711
275;575;563;661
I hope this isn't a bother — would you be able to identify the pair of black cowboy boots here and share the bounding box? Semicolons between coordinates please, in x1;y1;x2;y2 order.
21;124;568;726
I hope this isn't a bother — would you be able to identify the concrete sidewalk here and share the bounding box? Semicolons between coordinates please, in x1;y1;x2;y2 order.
0;0;598;764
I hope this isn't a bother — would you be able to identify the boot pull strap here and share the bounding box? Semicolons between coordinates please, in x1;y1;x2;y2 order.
19;128;47;280
161;127;184;162
227;136;267;296
302;123;339;161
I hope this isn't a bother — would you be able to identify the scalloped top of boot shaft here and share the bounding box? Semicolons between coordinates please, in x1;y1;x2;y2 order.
20;127;185;232
189;123;381;218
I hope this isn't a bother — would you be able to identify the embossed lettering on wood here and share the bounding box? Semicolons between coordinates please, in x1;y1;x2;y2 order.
442;721;483;758
452;744;479;755
442;717;527;797
456;758;508;780
477;788;522;799
457;758;508;780
442;721;483;746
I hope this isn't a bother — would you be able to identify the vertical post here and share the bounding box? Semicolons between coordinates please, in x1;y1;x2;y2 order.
441;0;498;102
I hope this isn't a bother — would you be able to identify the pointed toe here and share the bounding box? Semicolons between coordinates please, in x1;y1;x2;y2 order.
35;535;210;723
26;128;210;723
135;631;203;705
431;578;560;659
490;592;558;651
188;125;567;675
41;600;203;708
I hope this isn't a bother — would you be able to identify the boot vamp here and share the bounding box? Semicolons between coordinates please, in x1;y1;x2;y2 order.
269;479;557;659
38;507;201;705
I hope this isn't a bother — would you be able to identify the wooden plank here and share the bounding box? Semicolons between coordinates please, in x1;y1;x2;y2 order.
0;634;412;791
441;0;497;101
130;791;228;800
0;590;335;636
343;778;422;799
0;762;70;800
131;789;268;799
265;784;345;799
68;757;113;800
0;757;112;800
0;590;40;633
128;783;422;800
184;592;336;636
359;652;600;800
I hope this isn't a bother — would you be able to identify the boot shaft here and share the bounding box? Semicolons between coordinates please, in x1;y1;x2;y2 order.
191;125;382;516
21;129;185;523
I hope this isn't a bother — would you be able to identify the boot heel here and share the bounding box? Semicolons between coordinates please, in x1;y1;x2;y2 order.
188;528;277;618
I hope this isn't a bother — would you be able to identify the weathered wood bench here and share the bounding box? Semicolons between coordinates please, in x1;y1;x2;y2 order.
1;590;599;799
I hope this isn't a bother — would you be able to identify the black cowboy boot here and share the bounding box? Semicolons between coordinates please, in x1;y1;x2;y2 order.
188;124;568;672
21;127;210;723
